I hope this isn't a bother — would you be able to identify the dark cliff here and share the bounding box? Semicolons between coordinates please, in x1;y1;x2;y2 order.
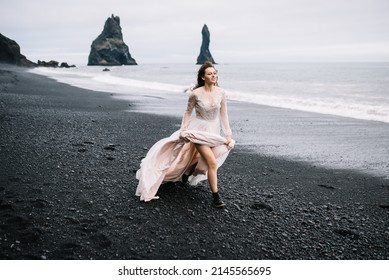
88;15;137;66
0;33;36;67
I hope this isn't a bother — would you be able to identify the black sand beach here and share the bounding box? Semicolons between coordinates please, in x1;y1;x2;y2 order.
0;64;388;260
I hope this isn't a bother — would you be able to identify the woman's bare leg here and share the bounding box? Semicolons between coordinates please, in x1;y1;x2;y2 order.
194;144;218;193
194;144;225;207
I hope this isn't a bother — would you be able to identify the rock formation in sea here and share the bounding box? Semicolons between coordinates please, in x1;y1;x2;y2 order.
0;33;36;67
59;62;76;68
196;24;216;65
88;14;137;66
36;60;76;68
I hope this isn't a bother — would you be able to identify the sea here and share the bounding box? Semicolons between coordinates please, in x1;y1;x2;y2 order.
30;63;389;178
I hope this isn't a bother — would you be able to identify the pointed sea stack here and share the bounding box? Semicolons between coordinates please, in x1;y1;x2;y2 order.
88;14;137;66
196;24;216;65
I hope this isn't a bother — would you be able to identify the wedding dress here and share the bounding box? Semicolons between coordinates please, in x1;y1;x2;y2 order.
135;87;235;202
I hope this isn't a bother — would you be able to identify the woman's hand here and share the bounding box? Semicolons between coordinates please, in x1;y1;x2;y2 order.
225;135;234;150
225;135;232;146
179;130;190;142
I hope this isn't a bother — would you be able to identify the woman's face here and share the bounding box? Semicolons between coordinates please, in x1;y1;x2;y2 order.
202;67;218;85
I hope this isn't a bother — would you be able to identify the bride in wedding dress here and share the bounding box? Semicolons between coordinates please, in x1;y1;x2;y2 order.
135;61;234;207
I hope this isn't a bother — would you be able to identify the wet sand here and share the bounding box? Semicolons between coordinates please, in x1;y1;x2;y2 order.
0;65;388;259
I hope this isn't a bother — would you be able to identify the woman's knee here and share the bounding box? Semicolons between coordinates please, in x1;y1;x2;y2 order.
207;158;217;170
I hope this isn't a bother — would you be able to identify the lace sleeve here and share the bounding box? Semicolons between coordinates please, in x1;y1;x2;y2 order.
181;92;196;131
220;90;232;136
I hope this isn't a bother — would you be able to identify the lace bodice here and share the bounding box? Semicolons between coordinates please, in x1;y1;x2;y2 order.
181;87;232;136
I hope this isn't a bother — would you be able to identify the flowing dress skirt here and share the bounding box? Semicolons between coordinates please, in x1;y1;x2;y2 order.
135;117;234;201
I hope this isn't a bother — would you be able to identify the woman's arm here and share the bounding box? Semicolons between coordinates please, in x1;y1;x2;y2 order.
180;92;196;131
220;91;232;141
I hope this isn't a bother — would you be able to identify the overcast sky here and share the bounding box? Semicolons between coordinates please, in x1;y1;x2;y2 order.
1;0;389;65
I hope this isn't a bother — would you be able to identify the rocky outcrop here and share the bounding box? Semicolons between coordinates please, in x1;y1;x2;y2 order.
88;15;137;66
59;62;76;68
38;60;59;67
196;24;216;65
36;60;76;68
0;33;36;67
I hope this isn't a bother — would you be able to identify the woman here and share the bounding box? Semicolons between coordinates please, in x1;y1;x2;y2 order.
136;62;234;207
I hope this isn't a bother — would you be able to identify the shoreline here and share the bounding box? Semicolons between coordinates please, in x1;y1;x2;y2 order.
30;65;389;179
1;65;388;260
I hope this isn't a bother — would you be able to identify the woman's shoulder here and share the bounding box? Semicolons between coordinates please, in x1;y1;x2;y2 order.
192;86;225;93
191;86;226;98
192;87;203;94
187;88;199;101
215;87;226;96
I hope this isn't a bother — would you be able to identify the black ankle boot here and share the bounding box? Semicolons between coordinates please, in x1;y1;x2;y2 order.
212;192;226;208
182;173;189;184
179;173;190;187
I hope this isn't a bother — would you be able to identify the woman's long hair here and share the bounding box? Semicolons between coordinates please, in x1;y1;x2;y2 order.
193;61;219;90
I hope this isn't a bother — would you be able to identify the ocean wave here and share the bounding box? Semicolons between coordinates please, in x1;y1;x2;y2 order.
227;89;389;123
92;75;187;93
30;66;389;123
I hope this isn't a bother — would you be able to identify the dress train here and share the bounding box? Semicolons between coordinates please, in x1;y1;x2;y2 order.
135;129;235;202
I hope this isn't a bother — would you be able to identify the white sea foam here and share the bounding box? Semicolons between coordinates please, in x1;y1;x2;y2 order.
227;89;389;123
31;63;389;123
31;66;190;97
92;75;187;94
